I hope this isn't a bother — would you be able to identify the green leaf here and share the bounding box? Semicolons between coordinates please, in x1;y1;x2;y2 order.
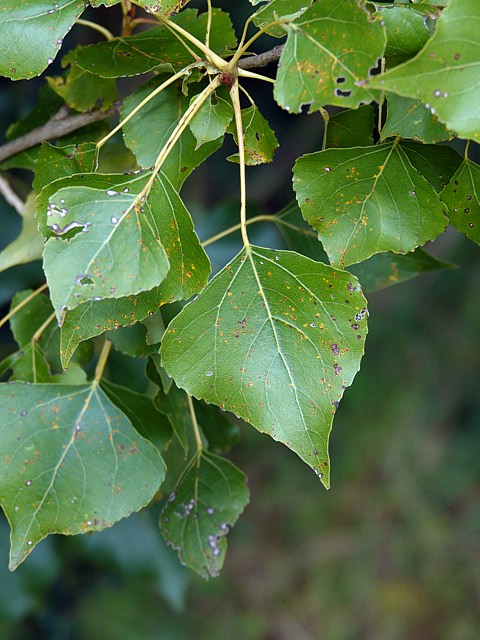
0;0;86;80
369;0;480;141
189;94;233;149
0;381;166;570
274;0;386;113
401;141;462;192
293;142;448;268
121;77;223;189
440;159;480;245
348;247;456;292
374;3;431;65
252;0;314;38
32;142;97;196
101;379;173;452
160;452;249;578
0;194;43;273
43;176;170;316
154;381;192;453
75;9;236;78
227;106;279;165
162;246;369;487
326;105;375;149
47;50;117;113
381;94;454;143
108;323;157;358
195;401;241;455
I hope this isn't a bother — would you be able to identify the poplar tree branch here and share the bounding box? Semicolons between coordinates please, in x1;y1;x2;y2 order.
237;45;284;70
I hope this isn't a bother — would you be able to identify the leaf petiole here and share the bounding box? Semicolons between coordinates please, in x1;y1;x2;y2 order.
202;214;276;248
0;284;48;331
230;79;250;248
94;339;112;384
75;19;114;41
187;395;203;452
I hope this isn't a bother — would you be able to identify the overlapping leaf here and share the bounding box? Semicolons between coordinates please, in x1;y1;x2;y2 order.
160;452;249;578
440;159;480;245
0;195;43;273
382;95;453;143
0;0;85;80
326;105;375;149
227;106;279;165
121;78;223;189
369;0;480;140
374;2;432;65
252;0;313;38
189;95;233;149
162;246;369;487
401;141;462;192
274;0;386;113
0;382;166;570
75;9;236;78
293;142;448;268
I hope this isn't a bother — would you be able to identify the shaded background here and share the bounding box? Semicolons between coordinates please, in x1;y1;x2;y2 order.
0;1;479;638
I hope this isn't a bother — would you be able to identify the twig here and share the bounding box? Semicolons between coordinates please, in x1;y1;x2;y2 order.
0;174;25;215
0;104;119;164
237;44;284;70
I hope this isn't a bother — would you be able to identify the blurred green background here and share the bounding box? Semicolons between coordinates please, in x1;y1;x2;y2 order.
0;1;479;638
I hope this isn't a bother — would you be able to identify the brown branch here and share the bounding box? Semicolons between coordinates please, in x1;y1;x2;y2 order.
237;45;284;70
0;104;119;165
0;174;25;215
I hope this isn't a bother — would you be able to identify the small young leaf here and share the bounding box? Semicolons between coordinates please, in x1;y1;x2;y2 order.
274;0;386;113
0;382;166;570
382;95;454;144
189;94;233;149
440;159;480;245
0;0;86;80
326;105;375;149
369;0;480;141
162;246;369;487
293;142;448;268
227;106;279;165
160;452;249;578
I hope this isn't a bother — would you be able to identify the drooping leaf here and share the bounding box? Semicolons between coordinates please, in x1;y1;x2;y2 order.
252;0;314;38
189;94;233;149
47;50;117;113
274;0;386;113
374;2;432;65
0;381;166;570
0;194;43;273
0;0;86;80
101;379;173;452
440;159;480;245
293;142;448;268
162;246;369;487
348;247;456;292
75;9;236;78
381;94;454;143
326;105;375;149
401;141;462;192
160;451;249;578
227;106;279;165
121;77;223;189
369;0;480;140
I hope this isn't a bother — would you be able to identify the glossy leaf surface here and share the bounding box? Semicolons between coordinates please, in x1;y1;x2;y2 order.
162;246;369;486
0;382;166;570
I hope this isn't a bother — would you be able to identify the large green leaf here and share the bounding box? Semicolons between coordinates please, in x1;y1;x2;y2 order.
374;2;431;65
440;159;480;245
160;452;249;578
162;246;369;487
382;94;453;143
0;1;86;80
293;142;448;268
75;9;236;78
43;179;170;316
274;0;386;113
369;0;480;140
121;78;223;190
227;106;279;165
0;382;166;570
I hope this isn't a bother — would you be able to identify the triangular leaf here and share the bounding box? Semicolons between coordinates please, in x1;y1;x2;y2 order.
0;382;166;570
162;246;369;487
369;0;480;140
160;451;249;578
274;0;386;113
382;95;454;143
189;94;233;149
293;142;448;267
